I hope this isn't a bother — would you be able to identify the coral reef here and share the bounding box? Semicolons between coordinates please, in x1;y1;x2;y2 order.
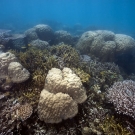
1;32;134;134
106;80;135;118
82;59;122;94
0;90;33;134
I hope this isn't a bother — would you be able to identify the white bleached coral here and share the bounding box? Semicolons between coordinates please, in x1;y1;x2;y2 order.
8;62;30;83
0;52;17;78
38;89;78;123
0;52;30;90
44;67;87;103
38;67;87;123
76;30;135;62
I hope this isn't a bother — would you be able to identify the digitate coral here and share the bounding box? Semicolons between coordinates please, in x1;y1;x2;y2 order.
32;69;46;87
106;80;135;118
72;68;90;84
10;47;57;73
50;44;80;68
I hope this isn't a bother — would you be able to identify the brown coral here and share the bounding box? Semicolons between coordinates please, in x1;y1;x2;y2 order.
11;103;33;121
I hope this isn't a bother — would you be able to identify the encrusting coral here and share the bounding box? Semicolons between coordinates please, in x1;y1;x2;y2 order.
50;44;80;68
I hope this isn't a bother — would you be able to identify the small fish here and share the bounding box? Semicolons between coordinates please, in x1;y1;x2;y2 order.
28;44;31;47
0;44;5;49
21;46;27;49
0;94;5;100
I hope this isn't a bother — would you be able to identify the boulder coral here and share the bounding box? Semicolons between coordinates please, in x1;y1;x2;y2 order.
38;90;78;123
0;52;30;90
76;30;135;62
8;62;30;83
30;39;49;49
38;67;87;123
54;30;73;45
24;28;38;43
34;24;54;41
25;24;54;43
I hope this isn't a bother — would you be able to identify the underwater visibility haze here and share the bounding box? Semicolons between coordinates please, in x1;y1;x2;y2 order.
0;0;135;35
0;0;135;135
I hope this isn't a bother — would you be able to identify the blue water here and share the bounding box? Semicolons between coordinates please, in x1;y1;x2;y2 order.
0;0;135;36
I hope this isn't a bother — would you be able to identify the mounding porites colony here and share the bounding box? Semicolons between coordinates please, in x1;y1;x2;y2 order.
38;67;87;123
